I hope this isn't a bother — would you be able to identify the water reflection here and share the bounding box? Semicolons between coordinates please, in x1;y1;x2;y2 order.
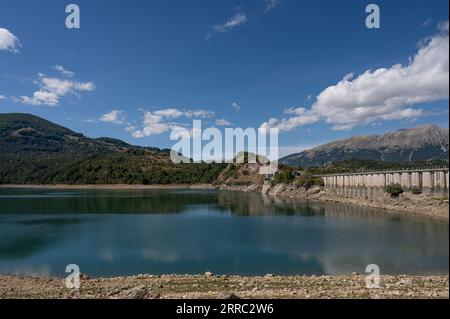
0;188;448;277
0;216;85;260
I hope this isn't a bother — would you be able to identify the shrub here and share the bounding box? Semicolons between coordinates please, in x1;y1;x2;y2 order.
410;187;421;195
386;184;403;197
273;167;294;184
223;164;238;179
296;174;324;189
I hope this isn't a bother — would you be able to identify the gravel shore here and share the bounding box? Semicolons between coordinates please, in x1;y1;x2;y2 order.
0;274;448;299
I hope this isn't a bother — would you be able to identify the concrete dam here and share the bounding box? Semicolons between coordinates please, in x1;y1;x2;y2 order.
320;167;449;197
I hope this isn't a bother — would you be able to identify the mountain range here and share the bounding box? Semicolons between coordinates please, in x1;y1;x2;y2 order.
280;125;449;167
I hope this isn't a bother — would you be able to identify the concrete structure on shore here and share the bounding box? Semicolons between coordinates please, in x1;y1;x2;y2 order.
320;168;449;197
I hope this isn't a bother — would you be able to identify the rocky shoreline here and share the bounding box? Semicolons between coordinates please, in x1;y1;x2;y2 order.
0;274;448;299
219;183;449;220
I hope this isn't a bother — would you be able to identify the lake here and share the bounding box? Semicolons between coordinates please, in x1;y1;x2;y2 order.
0;188;448;277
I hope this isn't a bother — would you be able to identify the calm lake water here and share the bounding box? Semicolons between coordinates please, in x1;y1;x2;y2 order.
0;188;448;277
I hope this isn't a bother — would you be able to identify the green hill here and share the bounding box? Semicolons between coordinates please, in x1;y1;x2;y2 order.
0;113;225;185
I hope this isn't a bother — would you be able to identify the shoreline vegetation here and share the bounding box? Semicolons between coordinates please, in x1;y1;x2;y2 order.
1;182;448;220
0;274;448;299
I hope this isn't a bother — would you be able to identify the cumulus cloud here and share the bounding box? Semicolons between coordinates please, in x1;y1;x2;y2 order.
170;125;202;140
0;28;21;52
215;118;231;126
184;109;215;118
99;110;124;124
260;107;320;132
19;71;95;106
52;65;75;77
439;20;449;32
130;108;215;138
0;95;5;100
206;12;248;39
261;22;449;132
312;21;449;130
264;0;281;13
131;111;171;138
153;108;184;118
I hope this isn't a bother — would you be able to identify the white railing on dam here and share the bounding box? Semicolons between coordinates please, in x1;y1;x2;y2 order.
319;167;449;196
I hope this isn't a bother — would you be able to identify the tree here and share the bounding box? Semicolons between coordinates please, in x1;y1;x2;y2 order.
386;184;403;197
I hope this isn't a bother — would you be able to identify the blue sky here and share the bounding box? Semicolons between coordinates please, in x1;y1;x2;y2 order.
0;0;448;156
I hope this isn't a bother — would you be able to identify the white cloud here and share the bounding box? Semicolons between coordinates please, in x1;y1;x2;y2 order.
148;108;214;119
0;28;21;52
130;108;215;138
131;111;175;138
215;118;231;126
312;21;449;131
261;22;449;132
184;109;215;118
438;20;449;33
206;12;248;39
21;91;59;106
260;107;320;132
170;125;201;140
0;95;5;100
99;110;124;124
264;0;281;13
284;107;308;116
52;65;75;77
214;12;248;32
19;71;95;106
153;108;184;118
231;102;241;112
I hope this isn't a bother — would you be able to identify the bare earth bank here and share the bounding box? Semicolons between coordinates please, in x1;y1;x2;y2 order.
0;274;448;299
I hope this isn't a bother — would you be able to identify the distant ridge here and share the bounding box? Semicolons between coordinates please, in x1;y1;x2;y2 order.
280;125;449;168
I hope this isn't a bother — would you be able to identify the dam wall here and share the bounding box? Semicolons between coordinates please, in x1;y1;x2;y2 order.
320;168;449;197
